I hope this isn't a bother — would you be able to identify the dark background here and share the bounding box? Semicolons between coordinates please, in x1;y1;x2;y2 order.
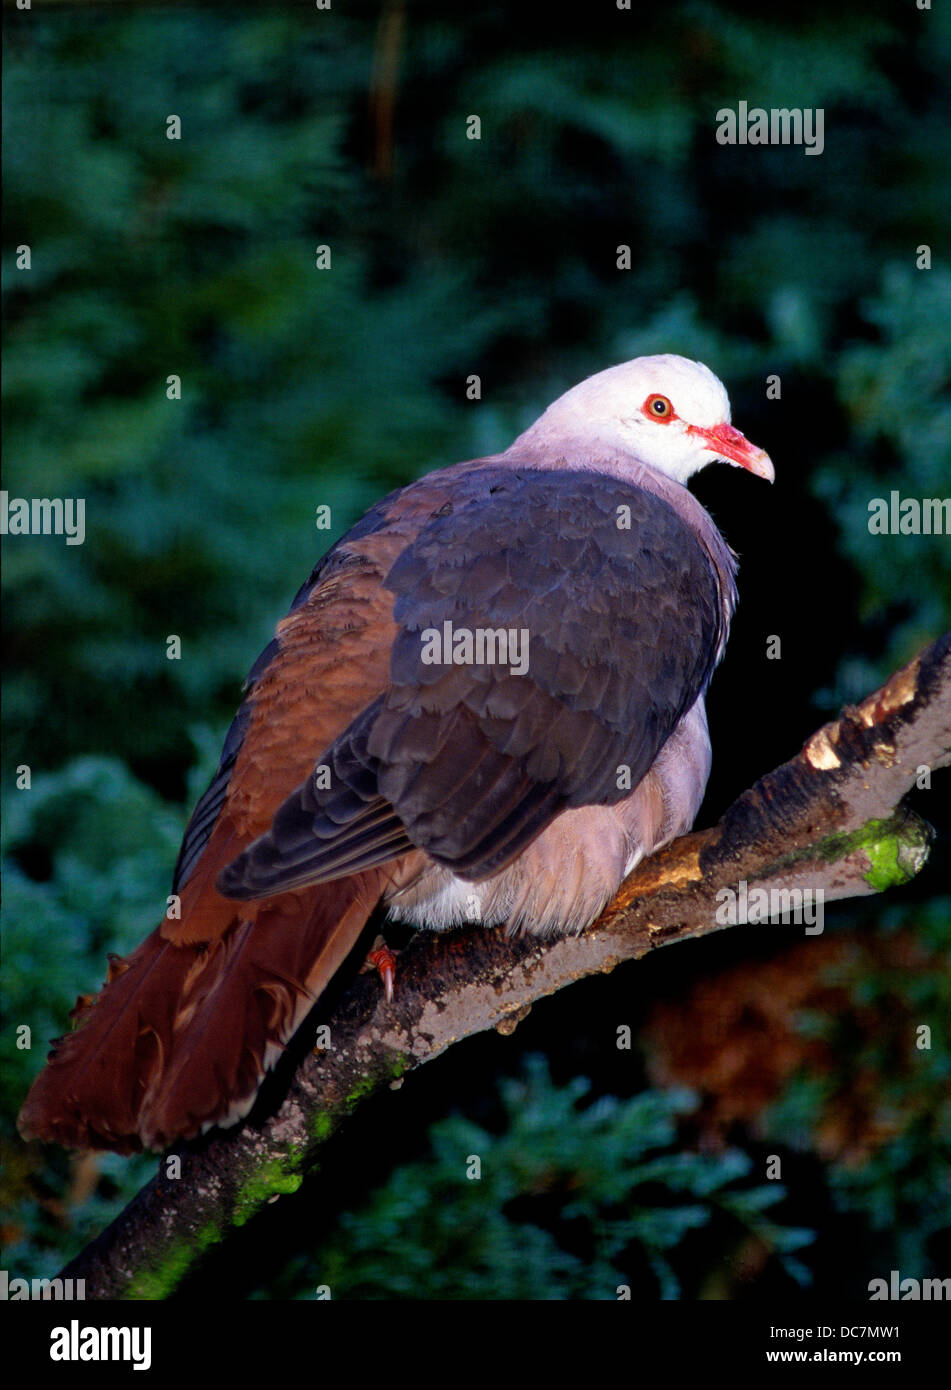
2;0;949;1299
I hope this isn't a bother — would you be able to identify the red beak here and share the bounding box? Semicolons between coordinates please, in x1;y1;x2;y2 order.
687;422;775;482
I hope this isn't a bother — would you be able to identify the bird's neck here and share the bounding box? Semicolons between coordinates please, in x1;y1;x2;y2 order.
502;426;688;505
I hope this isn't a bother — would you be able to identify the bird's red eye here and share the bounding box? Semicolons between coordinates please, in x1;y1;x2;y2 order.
644;394;674;421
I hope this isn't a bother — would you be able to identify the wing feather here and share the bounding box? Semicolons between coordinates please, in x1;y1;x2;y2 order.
219;464;732;899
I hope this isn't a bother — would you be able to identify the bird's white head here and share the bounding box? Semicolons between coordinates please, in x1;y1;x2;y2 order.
513;353;774;487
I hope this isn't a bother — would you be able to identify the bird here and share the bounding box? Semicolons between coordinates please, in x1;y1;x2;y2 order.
18;353;773;1154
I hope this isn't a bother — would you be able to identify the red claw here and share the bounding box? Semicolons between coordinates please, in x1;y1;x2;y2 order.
367;945;397;1003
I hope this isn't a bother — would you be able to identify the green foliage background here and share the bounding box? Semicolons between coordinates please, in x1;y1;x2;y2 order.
2;1;949;1298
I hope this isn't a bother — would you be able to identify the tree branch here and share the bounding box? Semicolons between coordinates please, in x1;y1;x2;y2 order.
58;631;951;1298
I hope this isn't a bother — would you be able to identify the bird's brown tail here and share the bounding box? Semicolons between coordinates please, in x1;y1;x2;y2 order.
17;872;384;1153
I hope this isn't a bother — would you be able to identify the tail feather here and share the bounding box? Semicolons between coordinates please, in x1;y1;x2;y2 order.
18;873;383;1153
139;875;384;1148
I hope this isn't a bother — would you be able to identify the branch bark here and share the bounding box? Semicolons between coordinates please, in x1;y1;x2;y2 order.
58;631;951;1298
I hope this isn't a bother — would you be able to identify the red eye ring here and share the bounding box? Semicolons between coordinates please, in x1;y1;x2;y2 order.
644;393;674;421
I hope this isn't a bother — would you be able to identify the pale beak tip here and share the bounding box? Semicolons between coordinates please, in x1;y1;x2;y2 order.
750;451;775;484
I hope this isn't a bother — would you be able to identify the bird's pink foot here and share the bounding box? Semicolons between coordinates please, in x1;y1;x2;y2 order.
363;937;397;1002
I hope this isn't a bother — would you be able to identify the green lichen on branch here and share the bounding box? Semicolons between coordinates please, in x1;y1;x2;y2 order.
307;1051;411;1144
860;817;933;892
344;1053;412;1111
756;810;933;890
126;1219;225;1300
232;1157;305;1229
224;1054;416;1235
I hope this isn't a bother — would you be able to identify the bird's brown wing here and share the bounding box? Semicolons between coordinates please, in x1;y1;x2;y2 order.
16;482;441;1149
219;464;727;899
